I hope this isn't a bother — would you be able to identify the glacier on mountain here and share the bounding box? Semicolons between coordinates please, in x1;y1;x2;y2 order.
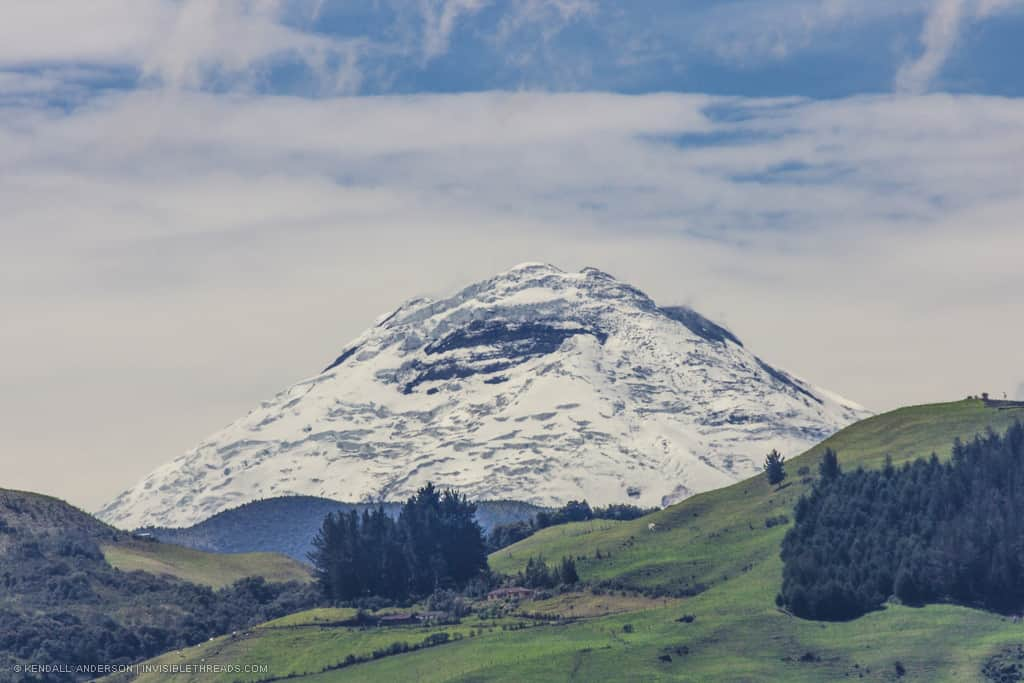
98;263;869;529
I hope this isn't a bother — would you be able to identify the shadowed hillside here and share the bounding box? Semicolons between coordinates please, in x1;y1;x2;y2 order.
0;489;316;682
142;496;545;562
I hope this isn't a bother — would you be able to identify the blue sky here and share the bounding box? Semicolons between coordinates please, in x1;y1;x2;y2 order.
2;1;1023;510
4;0;1024;102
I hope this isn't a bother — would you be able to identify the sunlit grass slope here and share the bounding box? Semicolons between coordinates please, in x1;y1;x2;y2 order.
491;399;1024;586
103;610;538;683
101;541;311;588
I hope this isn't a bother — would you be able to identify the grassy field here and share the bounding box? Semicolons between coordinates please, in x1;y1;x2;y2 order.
525;591;678;618
101;540;312;588
296;560;1024;683
259;607;360;628
104;610;544;683
103;399;1024;681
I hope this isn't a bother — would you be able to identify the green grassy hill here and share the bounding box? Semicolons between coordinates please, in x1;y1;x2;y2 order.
101;541;311;588
492;399;1024;588
98;399;1024;682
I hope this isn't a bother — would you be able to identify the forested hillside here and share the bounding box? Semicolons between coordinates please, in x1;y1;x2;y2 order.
780;421;1024;620
0;490;317;682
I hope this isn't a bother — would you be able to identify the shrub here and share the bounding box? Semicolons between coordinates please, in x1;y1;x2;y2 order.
423;632;451;647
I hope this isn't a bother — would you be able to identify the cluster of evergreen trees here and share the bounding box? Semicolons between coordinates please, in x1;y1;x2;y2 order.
535;500;655;528
517;556;579;589
486;520;535;552
487;500;655;552
308;483;488;602
779;423;1024;620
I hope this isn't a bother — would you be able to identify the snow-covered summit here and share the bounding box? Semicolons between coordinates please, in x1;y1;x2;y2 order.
98;264;869;529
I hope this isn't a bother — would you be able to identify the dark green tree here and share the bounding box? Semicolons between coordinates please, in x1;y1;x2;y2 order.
763;449;786;485
486;520;533;552
818;448;841;481
308;483;487;602
521;556;556;588
559;556;580;585
780;422;1024;620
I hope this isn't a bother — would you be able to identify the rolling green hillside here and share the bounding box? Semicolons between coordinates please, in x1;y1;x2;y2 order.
102;608;549;683
98;399;1024;682
492;399;1024;586
797;398;1024;471
102;541;311;588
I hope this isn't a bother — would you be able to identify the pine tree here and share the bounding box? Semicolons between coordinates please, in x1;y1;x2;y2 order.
521;556;557;588
560;556;580;585
308;482;488;602
763;449;786;485
818;448;841;481
307;512;338;602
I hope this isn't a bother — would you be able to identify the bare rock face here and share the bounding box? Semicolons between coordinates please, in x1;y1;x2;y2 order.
98;263;868;529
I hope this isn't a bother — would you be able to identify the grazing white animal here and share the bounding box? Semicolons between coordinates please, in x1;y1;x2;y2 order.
648;523;657;531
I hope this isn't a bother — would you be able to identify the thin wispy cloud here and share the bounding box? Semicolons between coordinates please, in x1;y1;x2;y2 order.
418;0;487;61
896;0;1024;93
3;0;1023;99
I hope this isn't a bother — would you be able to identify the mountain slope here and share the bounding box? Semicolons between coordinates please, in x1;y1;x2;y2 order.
99;263;868;529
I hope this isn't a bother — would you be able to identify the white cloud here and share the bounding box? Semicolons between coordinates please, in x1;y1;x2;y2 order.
896;0;967;93
0;1;176;65
2;89;1024;511
896;0;1024;93
140;0;368;93
0;0;367;95
2;0;1023;100
418;0;488;61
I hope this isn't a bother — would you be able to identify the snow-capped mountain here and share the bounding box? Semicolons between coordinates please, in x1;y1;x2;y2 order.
98;264;869;529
